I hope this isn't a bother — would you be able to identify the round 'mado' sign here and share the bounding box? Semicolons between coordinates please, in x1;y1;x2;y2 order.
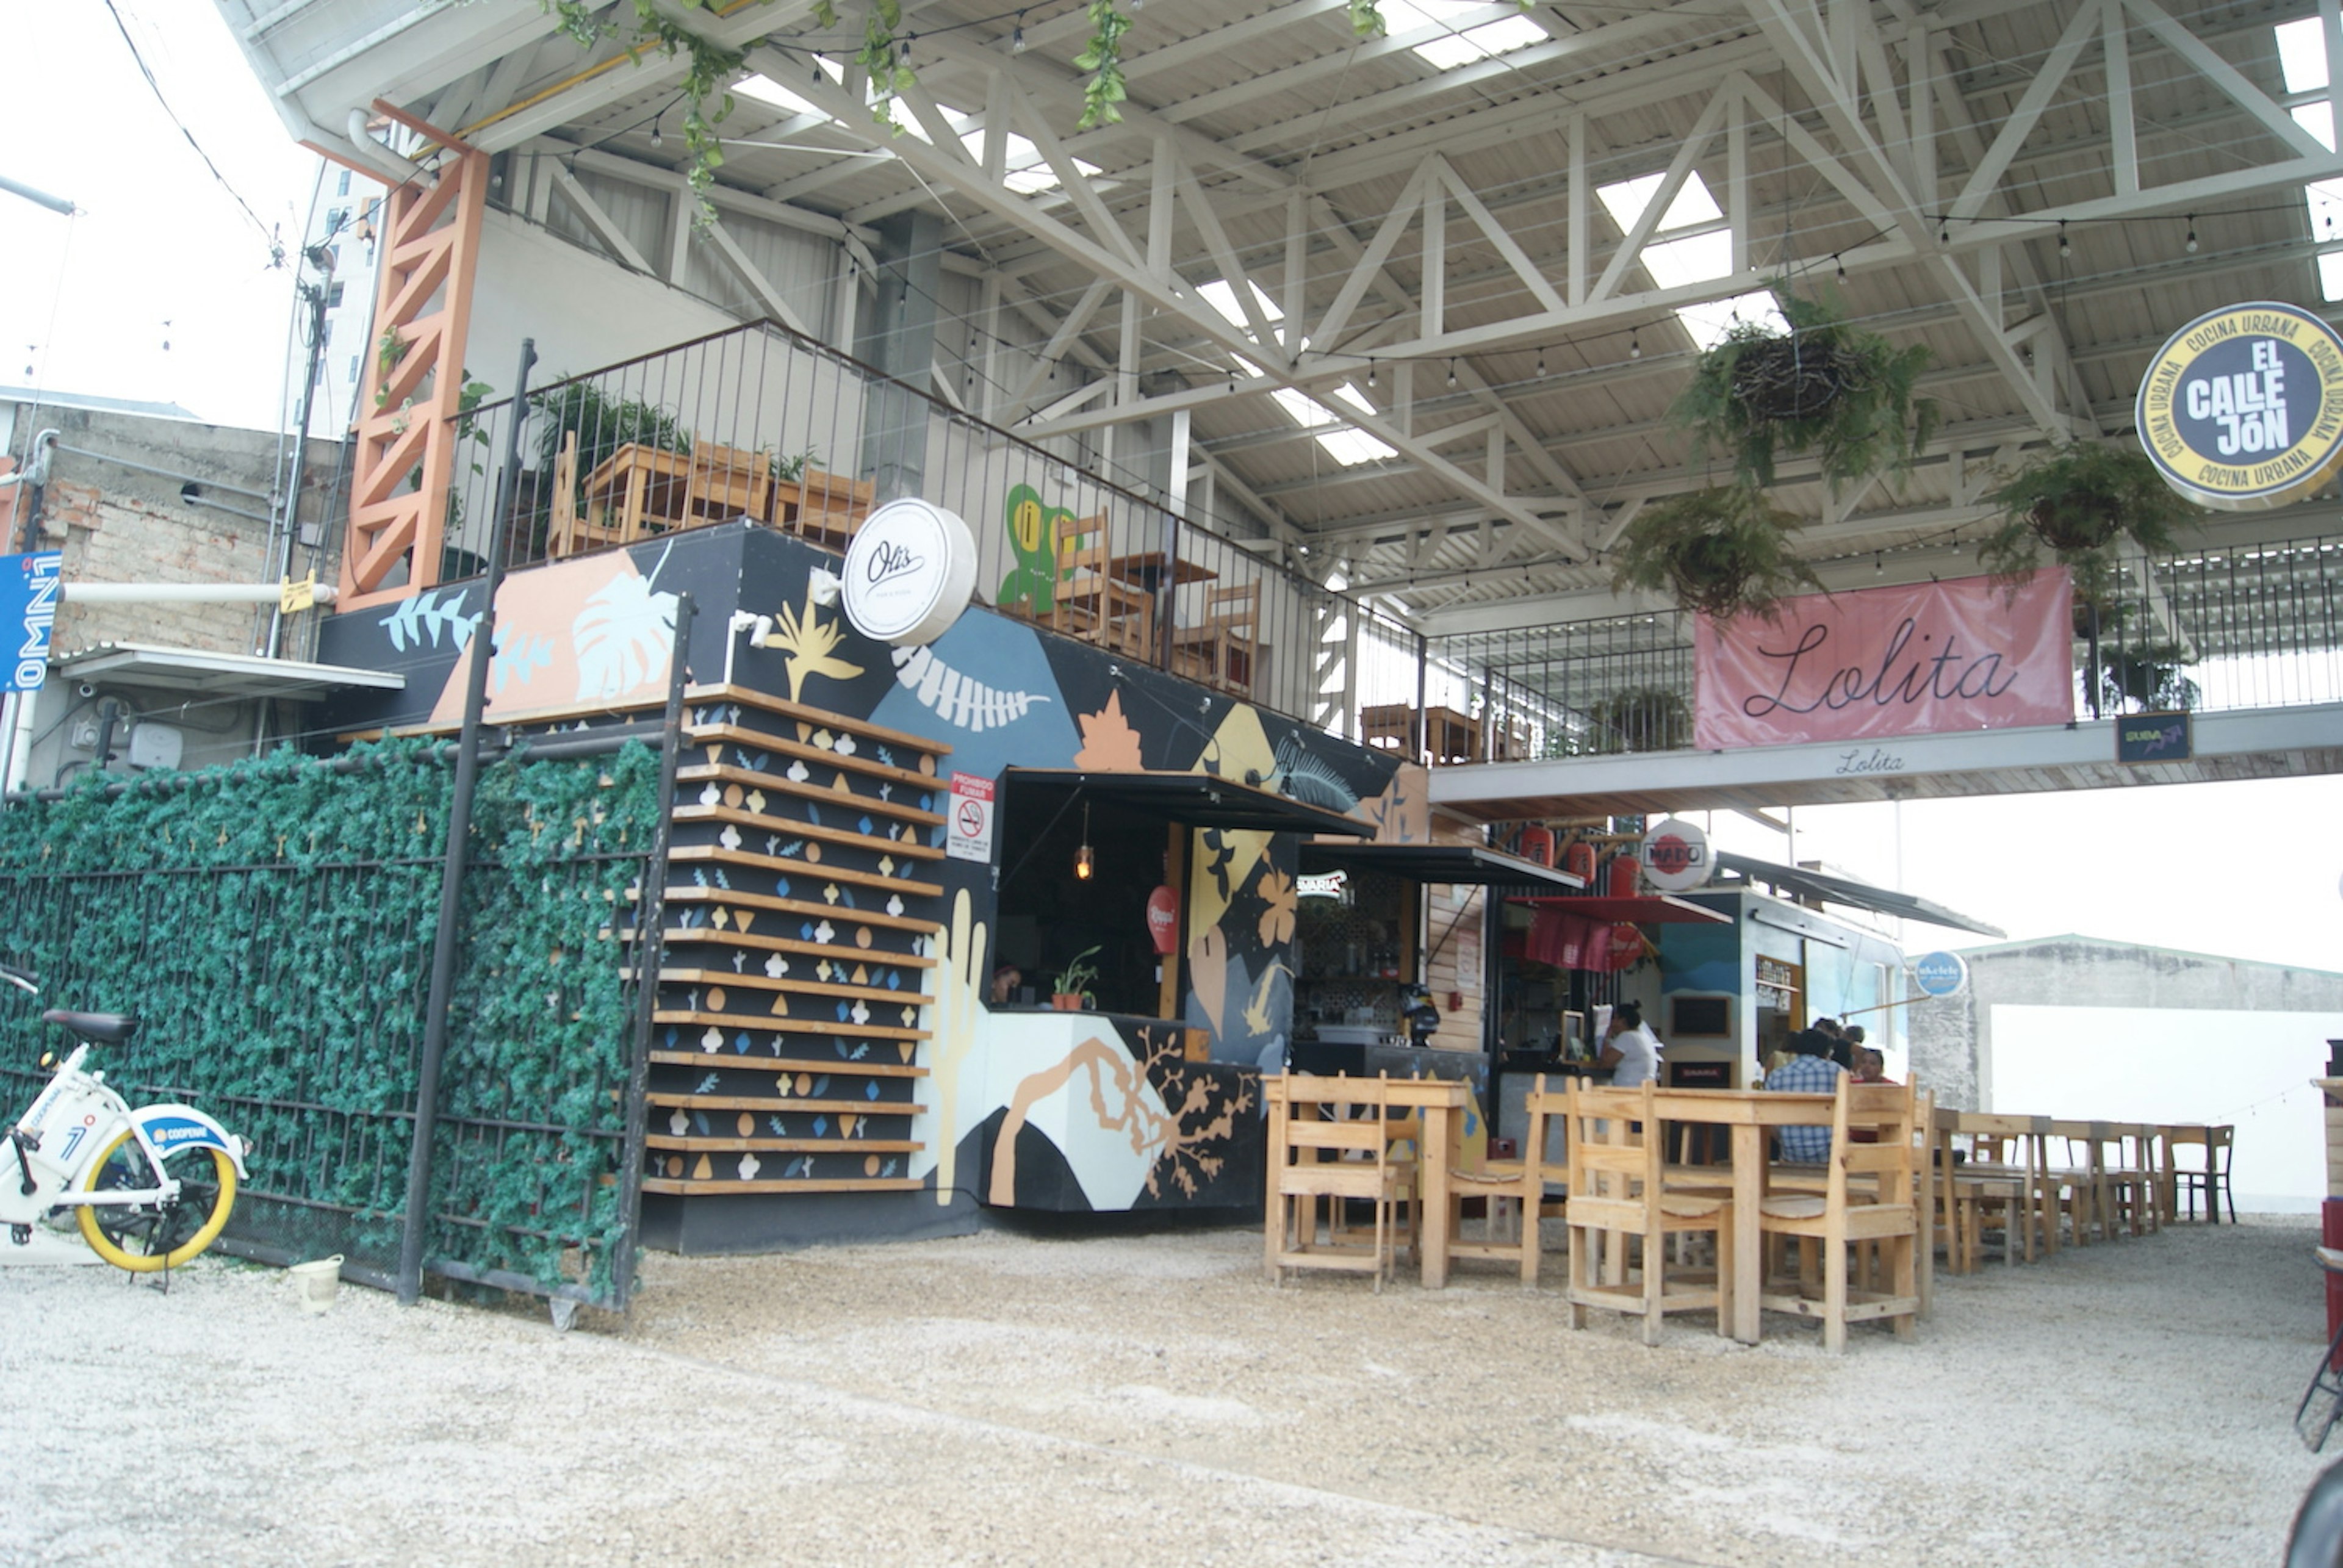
841;497;977;646
1911;950;1969;999
1639;816;1711;892
2136;301;2343;510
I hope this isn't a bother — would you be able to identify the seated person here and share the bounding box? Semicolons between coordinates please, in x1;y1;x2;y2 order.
1765;1028;1846;1162
1852;1046;1892;1084
989;965;1023;1006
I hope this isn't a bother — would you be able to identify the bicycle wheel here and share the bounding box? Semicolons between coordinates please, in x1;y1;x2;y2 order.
74;1129;237;1273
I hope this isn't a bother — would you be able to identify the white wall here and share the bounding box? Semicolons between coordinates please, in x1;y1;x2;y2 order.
1988;1003;2343;1212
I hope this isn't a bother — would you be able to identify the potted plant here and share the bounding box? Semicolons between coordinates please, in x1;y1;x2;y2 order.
1586;686;1691;754
1670;286;1937;491
2099;639;2199;713
1050;946;1101;1011
1609;484;1824;620
1976;441;2201;592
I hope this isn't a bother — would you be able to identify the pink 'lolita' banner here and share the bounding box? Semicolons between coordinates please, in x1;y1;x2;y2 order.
1693;571;2075;750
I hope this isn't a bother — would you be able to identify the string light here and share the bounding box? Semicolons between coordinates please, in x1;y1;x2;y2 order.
1535;347;1546;377
1835;254;1846;281
1629;332;1641;360
2058;221;2070;259
1875;551;1884;577
1010;13;1027;52
649;111;664;149
1366;361;1376;388
2186;214;2198;253
1074;803;1094;880
1446;358;1458;389
1938;220;1948;245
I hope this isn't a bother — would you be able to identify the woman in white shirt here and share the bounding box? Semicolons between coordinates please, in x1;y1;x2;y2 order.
1597;1000;1663;1086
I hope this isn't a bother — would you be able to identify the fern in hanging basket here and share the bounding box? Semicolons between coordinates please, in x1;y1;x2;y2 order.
1610;484;1824;620
1976;442;2201;596
1671;288;1937;491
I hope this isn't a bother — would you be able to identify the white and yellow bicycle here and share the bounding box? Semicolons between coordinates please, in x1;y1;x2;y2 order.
2;960;245;1272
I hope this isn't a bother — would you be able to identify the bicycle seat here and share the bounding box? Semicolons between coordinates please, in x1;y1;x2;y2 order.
42;1009;137;1044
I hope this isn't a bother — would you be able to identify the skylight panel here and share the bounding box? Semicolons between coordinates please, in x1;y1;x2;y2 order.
1595;170;1723;235
1200;279;1283;328
2279;16;2330;94
2296;101;2338;151
735;73;824;117
1383;1;1546;70
954;128;1097;193
2308;174;2343;247
1270;386;1396;466
2319;251;2343;301
1673;290;1791;351
1640;231;1733;290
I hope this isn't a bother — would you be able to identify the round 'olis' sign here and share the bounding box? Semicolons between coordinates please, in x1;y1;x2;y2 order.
2135;301;2343;510
840;497;978;646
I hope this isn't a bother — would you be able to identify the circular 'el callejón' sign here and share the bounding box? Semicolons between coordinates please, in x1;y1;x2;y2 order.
2135;301;2343;510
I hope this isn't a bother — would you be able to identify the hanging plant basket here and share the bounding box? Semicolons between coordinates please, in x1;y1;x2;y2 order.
1977;442;2202;594
1671;286;1938;491
1610;484;1824;620
2099;639;2200;713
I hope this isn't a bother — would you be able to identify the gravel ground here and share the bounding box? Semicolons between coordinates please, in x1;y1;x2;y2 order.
2;1212;2334;1566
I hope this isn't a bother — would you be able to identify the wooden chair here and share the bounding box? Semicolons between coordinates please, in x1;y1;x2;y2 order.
1562;1079;1733;1345
2047;1120;2112;1246
1049;514;1151;656
1945;1111;2053;1271
677;441;771;530
2169;1124;2237;1222
780;467;876;548
1265;1074;1408;1291
1172;583;1260;698
1441;1073;1566;1286
545;430;592;557
2106;1122;2159;1235
1756;1077;1921;1354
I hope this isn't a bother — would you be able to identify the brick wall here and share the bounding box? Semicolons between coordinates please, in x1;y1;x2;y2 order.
42;478;270;656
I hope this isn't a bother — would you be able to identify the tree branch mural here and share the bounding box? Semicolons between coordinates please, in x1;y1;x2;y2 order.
989;1025;1254;1204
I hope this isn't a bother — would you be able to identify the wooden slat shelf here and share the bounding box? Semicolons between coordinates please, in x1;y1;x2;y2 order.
669;802;945;862
648;1050;927;1078
657;966;934;1010
648;1094;927;1114
688;722;940;794
646;1135;924;1154
685;683;951;758
675;761;948;828
667;843;943;901
652;1009;929;1042
661;884;940;938
641;925;938;971
641;1176;924;1195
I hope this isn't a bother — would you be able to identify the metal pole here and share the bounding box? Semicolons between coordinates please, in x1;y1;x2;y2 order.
266;264;336;663
395;337;536;1306
611;591;694;1311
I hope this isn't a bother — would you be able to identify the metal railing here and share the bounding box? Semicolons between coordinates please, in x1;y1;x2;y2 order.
420;319;1428;738
1430;534;2343;758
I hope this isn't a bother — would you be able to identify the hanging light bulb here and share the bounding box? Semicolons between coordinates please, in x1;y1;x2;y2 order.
2058;221;2070;259
1629;332;1641;360
1011;13;1028;52
1446;359;1458;389
1366;361;1377;388
1835;254;1846;281
2186;215;2199;254
1535;347;1546;377
1074;803;1094;880
1875;551;1884;577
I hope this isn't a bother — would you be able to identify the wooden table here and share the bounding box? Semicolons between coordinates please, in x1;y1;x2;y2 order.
1107;551;1216;592
1264;1073;1472;1289
581;442;694;544
1359;703;1483;764
1644;1087;1837;1344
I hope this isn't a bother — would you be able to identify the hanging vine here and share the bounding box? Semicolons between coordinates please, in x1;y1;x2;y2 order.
538;0;750;228
1074;2;1132;130
855;0;916;132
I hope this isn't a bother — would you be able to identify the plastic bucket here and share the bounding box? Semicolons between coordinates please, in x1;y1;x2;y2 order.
289;1255;344;1315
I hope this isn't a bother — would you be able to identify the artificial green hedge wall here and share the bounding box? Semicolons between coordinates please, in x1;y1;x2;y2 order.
0;736;664;1300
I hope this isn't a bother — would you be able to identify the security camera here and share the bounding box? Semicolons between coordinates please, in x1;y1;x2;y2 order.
75;682;96;699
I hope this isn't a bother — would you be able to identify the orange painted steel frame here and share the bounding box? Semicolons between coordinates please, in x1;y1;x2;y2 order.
339;104;490;608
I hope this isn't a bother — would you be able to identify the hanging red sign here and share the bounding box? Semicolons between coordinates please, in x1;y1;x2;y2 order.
1145;884;1179;955
1693;571;2074;749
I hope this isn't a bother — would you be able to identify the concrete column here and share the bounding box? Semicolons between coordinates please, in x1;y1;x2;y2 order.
855;209;943;504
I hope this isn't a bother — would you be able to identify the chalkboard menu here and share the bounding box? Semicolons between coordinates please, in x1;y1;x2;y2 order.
1670;994;1732;1037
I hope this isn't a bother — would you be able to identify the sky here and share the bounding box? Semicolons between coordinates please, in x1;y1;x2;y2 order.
10;6;2343;987
0;1;319;431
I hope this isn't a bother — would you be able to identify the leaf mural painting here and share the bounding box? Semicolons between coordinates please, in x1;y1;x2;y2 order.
1073;689;1145;771
426;553;668;725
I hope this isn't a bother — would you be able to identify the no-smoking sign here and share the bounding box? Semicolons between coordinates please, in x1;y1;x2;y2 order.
946;772;995;864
